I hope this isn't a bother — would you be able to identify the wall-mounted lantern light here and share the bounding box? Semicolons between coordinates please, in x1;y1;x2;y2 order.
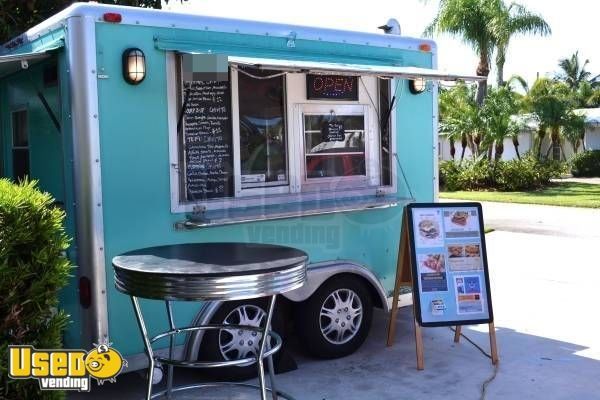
122;48;146;85
409;77;426;94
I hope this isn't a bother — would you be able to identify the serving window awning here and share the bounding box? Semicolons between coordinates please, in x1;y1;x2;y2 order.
0;40;63;78
228;56;485;81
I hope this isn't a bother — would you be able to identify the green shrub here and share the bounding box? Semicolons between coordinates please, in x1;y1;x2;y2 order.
440;155;566;191
0;179;71;400
571;150;600;177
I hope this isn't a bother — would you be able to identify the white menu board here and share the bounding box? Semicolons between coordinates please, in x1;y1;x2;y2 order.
407;202;493;327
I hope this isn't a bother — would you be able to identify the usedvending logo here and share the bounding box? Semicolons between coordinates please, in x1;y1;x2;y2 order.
8;342;127;391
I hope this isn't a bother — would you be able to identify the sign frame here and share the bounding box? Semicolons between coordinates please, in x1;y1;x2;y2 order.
306;74;359;101
406;202;494;327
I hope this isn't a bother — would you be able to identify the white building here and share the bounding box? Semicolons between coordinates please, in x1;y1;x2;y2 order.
439;108;600;161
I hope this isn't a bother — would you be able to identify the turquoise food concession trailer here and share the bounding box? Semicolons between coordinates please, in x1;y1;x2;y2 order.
0;3;481;376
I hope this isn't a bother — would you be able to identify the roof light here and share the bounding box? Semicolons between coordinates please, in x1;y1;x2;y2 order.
419;43;432;52
103;13;122;23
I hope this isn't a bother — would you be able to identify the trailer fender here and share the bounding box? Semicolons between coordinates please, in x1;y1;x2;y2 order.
282;260;389;312
183;260;389;361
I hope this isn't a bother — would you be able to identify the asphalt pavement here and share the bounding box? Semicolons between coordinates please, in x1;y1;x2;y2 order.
69;201;600;399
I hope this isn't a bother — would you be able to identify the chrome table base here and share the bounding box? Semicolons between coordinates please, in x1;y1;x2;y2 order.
131;295;293;400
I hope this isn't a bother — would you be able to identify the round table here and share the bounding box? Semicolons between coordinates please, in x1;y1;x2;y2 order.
113;243;308;400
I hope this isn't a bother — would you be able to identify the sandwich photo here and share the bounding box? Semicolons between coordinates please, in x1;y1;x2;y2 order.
418;219;439;239
451;211;469;226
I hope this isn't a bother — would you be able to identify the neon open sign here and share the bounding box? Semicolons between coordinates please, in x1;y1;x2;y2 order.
306;75;358;100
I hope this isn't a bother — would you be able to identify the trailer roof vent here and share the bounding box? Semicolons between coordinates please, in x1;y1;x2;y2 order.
103;12;122;23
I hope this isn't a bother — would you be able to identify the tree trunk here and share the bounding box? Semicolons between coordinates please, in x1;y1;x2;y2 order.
512;136;521;160
581;133;586;151
473;133;482;157
460;133;468;161
487;143;494;160
551;126;561;161
476;81;488;106
537;128;546;159
494;141;504;162
449;137;456;159
476;54;490;106
496;46;506;87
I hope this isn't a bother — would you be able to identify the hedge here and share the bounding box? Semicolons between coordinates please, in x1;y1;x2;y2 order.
571;150;600;177
0;179;71;400
440;155;567;192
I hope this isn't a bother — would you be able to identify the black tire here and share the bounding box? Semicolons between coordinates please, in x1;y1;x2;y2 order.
199;298;284;381
296;276;373;359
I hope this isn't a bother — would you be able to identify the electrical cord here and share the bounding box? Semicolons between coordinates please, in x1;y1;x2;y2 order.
449;327;499;400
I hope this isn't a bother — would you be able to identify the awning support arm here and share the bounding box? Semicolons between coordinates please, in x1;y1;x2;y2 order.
36;91;61;132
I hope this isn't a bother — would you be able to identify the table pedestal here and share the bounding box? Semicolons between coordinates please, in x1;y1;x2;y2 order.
130;295;292;400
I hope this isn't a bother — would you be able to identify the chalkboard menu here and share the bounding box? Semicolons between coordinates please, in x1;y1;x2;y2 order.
321;120;345;142
182;80;233;201
306;74;358;100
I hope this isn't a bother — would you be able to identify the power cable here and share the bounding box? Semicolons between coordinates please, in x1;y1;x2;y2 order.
449;327;499;400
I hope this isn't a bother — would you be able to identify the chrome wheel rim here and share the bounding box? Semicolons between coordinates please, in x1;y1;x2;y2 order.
219;305;266;361
319;288;363;345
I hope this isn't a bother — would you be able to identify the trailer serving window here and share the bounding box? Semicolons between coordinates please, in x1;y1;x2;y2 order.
235;66;289;192
168;54;398;213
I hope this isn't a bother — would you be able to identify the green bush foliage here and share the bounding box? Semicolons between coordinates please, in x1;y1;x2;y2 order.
0;179;71;400
571;150;600;177
440;155;566;191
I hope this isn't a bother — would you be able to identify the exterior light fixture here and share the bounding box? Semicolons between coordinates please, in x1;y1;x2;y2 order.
122;48;146;85
409;77;427;94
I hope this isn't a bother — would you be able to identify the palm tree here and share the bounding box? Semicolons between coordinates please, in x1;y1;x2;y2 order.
526;78;574;160
562;112;586;154
493;3;550;86
480;86;519;161
425;0;550;104
439;83;482;161
424;0;501;105
557;52;591;90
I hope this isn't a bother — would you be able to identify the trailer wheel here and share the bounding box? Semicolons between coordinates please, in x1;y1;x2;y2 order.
297;276;373;358
199;299;283;380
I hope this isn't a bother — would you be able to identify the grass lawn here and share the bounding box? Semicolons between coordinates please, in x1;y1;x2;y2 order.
440;182;600;208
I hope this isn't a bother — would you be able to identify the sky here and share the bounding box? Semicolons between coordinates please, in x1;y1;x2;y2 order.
165;0;599;88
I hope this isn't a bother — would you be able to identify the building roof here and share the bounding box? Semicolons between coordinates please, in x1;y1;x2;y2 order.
575;108;600;126
511;108;600;132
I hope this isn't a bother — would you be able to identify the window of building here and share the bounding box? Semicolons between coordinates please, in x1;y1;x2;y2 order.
11;110;29;181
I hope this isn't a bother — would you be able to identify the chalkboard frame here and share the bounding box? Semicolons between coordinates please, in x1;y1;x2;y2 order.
176;58;235;203
406;202;494;328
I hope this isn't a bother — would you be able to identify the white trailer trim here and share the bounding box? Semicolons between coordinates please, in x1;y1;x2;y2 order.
66;15;109;347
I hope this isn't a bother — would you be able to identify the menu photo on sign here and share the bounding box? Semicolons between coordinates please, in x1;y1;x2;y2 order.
407;202;493;327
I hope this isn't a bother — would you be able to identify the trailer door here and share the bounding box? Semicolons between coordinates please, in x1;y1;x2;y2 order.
1;54;65;205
